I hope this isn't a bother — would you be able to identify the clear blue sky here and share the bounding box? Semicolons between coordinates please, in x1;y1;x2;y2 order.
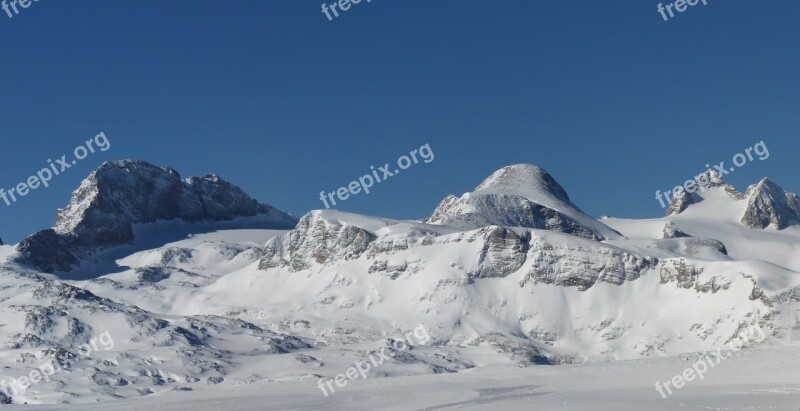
0;0;798;243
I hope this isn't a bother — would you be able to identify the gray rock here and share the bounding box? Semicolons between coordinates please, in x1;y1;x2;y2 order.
666;189;703;216
659;258;703;289
666;172;800;230
15;160;296;273
469;226;529;279
432;193;605;240
260;211;376;271
426;164;621;240
666;171;742;216
521;237;658;291
741;178;800;229
662;221;690;239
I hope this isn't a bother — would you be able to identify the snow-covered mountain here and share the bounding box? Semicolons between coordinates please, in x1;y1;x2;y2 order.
427;164;622;240
12;160;296;274
667;171;800;230
0;161;798;406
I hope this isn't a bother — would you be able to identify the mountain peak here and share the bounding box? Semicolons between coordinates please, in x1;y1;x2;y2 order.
97;159;182;179
751;177;780;192
15;160;296;273
474;164;571;204
427;164;621;240
664;172;800;231
666;170;739;216
742;178;800;229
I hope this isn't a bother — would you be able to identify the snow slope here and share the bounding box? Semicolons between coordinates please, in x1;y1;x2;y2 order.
0;163;798;408
27;346;800;411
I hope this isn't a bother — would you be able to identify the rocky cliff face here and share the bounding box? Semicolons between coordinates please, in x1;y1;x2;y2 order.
259;166;750;288
260;163;639;280
16;160;296;273
258;209;735;295
741;178;800;229
259;210;377;271
521;237;659;290
250;199;780;367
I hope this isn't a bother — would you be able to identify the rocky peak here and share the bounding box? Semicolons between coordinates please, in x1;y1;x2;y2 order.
474;164;571;204
16;160;296;273
666;171;741;216
426;164;622;240
741;178;800;229
664;171;800;231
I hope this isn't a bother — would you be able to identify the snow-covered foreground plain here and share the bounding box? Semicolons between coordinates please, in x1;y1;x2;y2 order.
27;346;800;410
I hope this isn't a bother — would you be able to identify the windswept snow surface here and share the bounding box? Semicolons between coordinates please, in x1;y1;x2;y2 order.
26;346;800;411
605;184;800;272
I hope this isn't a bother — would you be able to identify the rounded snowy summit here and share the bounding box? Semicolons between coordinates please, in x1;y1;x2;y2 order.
475;164;571;204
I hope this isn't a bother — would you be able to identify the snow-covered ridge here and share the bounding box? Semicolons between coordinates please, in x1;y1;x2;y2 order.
0;161;799;405
248;164;799;368
667;171;800;230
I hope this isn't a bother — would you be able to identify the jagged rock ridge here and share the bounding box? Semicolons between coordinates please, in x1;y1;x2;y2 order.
667;171;800;230
15;160;296;273
741;178;800;229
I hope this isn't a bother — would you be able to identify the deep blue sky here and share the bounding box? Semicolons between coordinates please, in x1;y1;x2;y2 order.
0;0;798;243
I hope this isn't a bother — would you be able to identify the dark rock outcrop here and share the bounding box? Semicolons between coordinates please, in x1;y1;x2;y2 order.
662;222;690;239
741;178;800;229
16;160;296;273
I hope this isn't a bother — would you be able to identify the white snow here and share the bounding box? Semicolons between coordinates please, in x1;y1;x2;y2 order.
2;166;799;409
25;346;800;410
